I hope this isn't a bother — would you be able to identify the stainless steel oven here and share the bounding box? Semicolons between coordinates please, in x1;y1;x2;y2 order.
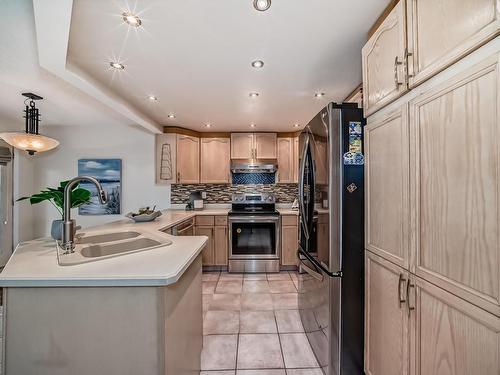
228;193;280;273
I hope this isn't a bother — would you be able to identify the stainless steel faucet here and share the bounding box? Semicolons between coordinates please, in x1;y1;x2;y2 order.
61;176;107;253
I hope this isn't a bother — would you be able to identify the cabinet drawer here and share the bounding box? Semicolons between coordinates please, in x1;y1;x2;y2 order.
281;215;298;226
195;216;215;226
215;216;227;226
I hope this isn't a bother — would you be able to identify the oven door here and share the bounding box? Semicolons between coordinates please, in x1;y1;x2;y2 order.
229;215;279;259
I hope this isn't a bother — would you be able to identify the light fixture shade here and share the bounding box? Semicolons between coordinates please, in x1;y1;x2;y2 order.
0;132;59;155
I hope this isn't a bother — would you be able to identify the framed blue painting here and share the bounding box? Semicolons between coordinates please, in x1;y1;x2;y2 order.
78;159;122;215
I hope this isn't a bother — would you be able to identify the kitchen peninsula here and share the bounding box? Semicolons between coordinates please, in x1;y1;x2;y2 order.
0;213;212;375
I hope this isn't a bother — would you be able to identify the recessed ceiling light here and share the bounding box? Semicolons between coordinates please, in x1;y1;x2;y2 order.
249;92;259;98
205;123;212;128
250;123;256;128
314;92;325;98
167;113;176;119
251;60;264;68
109;62;125;70
122;12;142;27
253;0;271;11
293;123;300;128
148;95;158;101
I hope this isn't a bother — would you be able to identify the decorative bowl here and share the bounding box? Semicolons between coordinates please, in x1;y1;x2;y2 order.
125;211;162;222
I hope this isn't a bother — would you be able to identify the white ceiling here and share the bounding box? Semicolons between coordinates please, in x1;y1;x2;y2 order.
0;0;132;132
67;0;387;132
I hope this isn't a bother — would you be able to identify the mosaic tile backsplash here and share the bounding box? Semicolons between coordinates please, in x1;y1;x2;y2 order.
171;183;298;204
232;173;275;185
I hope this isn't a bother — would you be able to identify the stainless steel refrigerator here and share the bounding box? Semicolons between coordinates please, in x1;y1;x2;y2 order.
298;103;365;375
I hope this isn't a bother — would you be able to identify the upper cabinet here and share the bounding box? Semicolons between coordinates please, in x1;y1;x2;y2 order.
277;137;299;183
255;133;277;159
362;0;408;117
231;133;254;159
363;0;500;116
200;138;231;183
155;134;177;184
176;134;200;184
406;0;500;88
231;133;277;159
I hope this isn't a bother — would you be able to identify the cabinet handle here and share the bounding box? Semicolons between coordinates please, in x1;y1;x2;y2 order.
405;48;414;80
406;281;416;315
394;56;403;88
398;273;407;308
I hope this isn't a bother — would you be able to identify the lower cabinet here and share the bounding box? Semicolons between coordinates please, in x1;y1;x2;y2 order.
365;251;410;375
365;251;500;375
195;215;228;267
281;215;298;266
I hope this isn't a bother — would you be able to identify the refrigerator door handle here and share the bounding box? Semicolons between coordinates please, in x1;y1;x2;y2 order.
298;135;310;240
298;246;342;278
299;256;324;282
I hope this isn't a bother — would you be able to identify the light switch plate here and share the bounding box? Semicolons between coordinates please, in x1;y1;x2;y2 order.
201;192;207;199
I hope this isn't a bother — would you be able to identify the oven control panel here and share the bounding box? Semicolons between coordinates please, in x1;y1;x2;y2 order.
232;193;276;204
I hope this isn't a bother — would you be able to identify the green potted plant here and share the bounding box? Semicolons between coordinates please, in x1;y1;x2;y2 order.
17;181;92;240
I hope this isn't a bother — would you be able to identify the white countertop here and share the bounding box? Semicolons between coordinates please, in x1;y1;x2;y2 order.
0;209;232;288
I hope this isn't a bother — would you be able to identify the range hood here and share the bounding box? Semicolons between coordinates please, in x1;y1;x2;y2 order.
231;159;277;174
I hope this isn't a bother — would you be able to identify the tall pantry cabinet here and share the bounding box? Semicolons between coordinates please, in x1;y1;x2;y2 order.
363;1;500;374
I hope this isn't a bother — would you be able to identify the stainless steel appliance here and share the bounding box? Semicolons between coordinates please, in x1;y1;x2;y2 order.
298;103;365;374
170;217;195;236
0;141;13;267
228;193;280;273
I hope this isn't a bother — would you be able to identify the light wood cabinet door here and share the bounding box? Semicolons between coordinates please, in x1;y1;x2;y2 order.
362;0;408;116
293;137;299;183
176;134;199;183
365;251;410;375
365;105;410;270
214;226;228;266
406;0;500;88
200;138;230;183
281;223;298;266
231;133;254;159
410;276;500;375
195;226;214;265
277;138;294;183
155;134;177;184
410;53;500;316
255;133;277;159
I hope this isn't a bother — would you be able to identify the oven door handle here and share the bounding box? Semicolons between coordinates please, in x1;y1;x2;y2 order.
298;246;342;278
228;215;279;222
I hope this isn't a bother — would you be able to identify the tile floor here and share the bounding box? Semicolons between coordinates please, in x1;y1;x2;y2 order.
201;271;322;375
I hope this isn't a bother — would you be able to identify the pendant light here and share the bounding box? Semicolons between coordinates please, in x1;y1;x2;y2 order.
0;93;59;155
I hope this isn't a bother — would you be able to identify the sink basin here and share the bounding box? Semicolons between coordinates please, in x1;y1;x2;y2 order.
57;229;173;266
77;231;141;244
81;238;162;258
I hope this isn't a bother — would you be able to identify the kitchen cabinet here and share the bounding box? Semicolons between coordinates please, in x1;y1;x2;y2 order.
200;137;230;183
409;53;500;317
277;137;295;183
365;251;410;375
406;0;500;88
176;134;200;183
231;133;254;159
195;226;214;265
255;133;277;158
410;275;500;375
231;133;277;159
365;105;410;270
195;215;228;267
281;218;298;267
362;0;408;116
155;134;177;184
366;251;500;375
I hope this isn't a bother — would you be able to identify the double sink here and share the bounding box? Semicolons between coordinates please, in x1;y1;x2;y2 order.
57;229;173;266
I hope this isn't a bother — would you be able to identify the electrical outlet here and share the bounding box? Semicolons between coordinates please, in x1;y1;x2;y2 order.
201;191;207;199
